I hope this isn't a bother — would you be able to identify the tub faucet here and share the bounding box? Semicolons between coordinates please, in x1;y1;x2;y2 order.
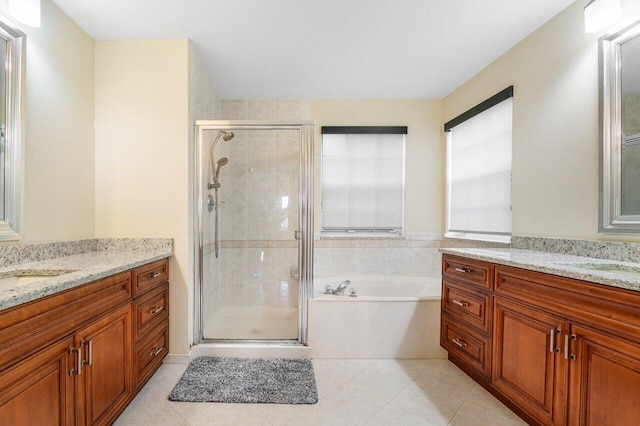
328;280;351;295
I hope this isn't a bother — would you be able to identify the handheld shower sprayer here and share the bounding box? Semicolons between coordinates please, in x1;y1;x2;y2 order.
214;157;229;182
208;130;235;187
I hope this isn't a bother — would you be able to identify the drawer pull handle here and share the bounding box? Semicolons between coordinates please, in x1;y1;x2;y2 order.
451;338;467;348
454;267;471;274
150;306;164;315
148;271;162;279
549;328;561;353
150;346;164;357
564;334;577;360
452;299;469;307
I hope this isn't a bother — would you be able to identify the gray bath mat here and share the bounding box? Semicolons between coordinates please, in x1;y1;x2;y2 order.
168;357;318;404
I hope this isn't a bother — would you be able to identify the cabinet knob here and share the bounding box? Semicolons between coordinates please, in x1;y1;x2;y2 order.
454;267;471;274
148;271;162;279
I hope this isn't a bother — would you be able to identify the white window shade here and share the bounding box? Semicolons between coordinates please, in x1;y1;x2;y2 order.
446;95;513;242
322;130;405;233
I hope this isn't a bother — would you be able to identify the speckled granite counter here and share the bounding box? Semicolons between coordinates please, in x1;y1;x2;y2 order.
0;238;172;311
440;247;640;292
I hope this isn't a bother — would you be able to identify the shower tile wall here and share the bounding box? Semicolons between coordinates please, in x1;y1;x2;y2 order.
203;100;310;318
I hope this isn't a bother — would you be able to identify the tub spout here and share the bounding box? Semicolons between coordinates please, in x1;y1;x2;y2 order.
332;280;351;296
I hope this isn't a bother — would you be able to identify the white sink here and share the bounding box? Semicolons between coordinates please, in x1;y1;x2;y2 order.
562;263;640;278
0;269;78;291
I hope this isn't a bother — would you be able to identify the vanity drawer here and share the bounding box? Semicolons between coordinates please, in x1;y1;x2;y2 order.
442;280;491;335
134;322;168;389
132;259;169;297
441;316;491;380
443;254;493;290
133;282;169;343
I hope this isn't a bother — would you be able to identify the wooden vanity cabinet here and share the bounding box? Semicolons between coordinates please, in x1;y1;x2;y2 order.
0;257;169;426
440;255;493;380
492;296;568;425
441;253;640;426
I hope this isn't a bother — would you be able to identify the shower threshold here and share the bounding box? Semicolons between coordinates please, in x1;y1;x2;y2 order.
191;341;312;360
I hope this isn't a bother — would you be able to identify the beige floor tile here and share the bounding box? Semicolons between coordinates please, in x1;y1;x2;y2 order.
280;404;354;426
462;385;525;422
389;383;472;425
366;404;440;426
320;382;387;425
449;401;527;426
114;359;525;426
114;400;188;426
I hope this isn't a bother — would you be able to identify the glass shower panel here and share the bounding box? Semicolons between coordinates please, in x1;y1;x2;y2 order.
201;128;300;340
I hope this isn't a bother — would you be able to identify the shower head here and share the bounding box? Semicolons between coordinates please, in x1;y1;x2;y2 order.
220;130;234;141
214;157;229;182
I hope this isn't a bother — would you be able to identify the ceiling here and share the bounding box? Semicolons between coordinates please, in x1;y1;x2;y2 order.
52;0;576;99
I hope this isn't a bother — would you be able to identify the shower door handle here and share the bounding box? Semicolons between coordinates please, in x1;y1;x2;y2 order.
294;231;302;240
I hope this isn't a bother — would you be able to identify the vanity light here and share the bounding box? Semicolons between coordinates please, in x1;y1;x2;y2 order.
9;0;41;28
584;0;621;33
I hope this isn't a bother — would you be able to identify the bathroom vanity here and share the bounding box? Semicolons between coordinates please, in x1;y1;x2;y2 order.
0;242;171;425
440;250;640;426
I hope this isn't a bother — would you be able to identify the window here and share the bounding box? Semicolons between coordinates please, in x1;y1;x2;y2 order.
321;126;406;236
445;87;513;243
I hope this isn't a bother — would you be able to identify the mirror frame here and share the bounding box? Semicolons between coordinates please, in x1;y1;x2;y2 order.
0;18;24;241
599;18;640;233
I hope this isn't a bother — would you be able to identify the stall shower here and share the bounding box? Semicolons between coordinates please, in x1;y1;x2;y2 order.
194;121;314;344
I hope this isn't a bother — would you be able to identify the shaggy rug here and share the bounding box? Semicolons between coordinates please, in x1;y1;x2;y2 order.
168;357;318;404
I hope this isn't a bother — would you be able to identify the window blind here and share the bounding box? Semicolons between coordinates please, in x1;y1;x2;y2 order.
321;127;406;233
445;92;513;242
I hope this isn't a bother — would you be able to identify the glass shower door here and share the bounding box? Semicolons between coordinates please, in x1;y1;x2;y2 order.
199;125;306;341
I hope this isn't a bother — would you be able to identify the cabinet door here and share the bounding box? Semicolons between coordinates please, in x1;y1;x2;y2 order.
77;304;133;426
0;336;75;425
493;297;568;425
568;324;640;426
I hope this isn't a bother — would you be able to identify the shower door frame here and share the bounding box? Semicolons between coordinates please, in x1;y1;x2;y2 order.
193;120;315;345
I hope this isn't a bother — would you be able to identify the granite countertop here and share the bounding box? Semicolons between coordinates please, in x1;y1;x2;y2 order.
440;247;640;292
0;241;172;312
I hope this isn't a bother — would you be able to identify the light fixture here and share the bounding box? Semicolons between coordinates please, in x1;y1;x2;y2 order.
8;0;41;28
584;0;621;33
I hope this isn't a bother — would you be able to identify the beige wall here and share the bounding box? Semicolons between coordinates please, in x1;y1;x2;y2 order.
444;0;640;242
95;39;192;354
310;100;444;235
0;0;95;244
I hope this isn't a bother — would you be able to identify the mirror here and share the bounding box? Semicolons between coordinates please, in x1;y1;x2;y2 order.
0;19;24;240
600;18;640;233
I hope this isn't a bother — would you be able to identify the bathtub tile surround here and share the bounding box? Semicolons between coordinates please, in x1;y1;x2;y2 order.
314;233;507;277
115;359;525;426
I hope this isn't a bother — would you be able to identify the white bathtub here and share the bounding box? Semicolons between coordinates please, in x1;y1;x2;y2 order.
308;276;447;359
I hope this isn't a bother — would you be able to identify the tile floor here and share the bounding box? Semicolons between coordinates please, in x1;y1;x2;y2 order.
115;359;526;425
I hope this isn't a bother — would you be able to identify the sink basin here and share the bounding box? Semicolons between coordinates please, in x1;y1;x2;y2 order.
562;263;640;278
0;269;78;291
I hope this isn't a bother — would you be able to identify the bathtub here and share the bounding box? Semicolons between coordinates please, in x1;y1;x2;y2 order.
308;276;447;359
